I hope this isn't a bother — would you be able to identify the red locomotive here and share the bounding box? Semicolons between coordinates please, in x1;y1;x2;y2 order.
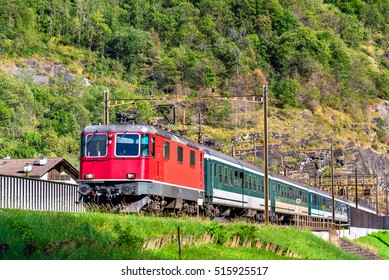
78;113;204;212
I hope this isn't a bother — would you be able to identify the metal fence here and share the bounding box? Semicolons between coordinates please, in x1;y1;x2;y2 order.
349;207;386;229
0;175;84;212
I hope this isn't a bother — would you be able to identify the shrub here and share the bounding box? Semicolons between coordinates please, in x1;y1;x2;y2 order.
205;221;228;244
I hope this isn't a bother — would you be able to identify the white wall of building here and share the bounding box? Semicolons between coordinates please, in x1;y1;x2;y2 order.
312;227;388;242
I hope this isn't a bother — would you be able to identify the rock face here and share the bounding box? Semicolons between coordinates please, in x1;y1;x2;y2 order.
376;100;389;133
0;59;91;86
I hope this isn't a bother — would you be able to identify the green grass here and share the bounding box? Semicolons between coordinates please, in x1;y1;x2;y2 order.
0;209;360;260
353;231;389;259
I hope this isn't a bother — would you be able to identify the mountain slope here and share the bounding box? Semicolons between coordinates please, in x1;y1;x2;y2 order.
0;0;388;176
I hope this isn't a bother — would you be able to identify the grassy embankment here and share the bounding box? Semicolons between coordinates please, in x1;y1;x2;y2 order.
353;231;389;259
0;209;362;260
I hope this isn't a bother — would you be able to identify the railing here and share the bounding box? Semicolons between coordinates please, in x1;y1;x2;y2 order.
293;215;349;230
294;215;328;229
0;175;84;212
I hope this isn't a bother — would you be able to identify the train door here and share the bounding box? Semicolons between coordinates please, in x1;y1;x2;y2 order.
199;152;204;189
270;179;276;213
205;159;215;201
149;136;156;179
155;138;163;180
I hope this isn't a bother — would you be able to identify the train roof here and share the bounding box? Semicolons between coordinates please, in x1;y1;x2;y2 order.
82;123;202;150
202;146;262;171
83;122;350;205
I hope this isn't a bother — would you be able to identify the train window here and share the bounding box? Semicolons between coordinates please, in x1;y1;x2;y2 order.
224;167;228;185
86;133;107;157
163;141;170;159
218;165;223;183
190;150;195;166
244;174;248;189
151;137;156;158
80;134;85;158
210;162;213;182
235;171;239;186
253;176;257;191
229;169;234;186
249;175;252;190
177;146;184;163
116;134;140;156
141;135;150;156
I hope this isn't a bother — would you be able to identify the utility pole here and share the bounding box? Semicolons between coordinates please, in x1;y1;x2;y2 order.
263;85;269;224
330;144;335;229
385;173;389;214
376;183;379;215
198;109;202;144
253;137;256;165
355;166;358;209
104;90;109;125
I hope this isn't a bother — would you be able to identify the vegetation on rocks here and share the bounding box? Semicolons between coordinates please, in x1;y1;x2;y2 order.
0;0;388;167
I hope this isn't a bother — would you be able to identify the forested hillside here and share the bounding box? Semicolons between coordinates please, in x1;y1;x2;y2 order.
0;0;388;167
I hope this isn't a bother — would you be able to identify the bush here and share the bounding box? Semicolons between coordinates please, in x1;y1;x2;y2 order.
205;221;228;244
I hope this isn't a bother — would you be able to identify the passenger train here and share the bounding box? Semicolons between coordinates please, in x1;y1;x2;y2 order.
78;114;378;225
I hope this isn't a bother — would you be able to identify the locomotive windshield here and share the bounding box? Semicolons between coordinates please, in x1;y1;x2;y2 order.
86;134;108;157
115;134;149;157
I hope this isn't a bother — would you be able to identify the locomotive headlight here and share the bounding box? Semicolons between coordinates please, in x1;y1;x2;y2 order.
79;184;92;195
126;173;136;179
85;173;94;179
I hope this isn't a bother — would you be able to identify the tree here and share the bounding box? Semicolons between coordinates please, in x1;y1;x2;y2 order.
108;26;157;75
275;79;301;108
90;11;112;54
339;13;365;48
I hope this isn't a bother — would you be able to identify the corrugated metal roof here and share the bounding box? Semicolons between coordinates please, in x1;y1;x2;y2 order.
0;157;79;179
